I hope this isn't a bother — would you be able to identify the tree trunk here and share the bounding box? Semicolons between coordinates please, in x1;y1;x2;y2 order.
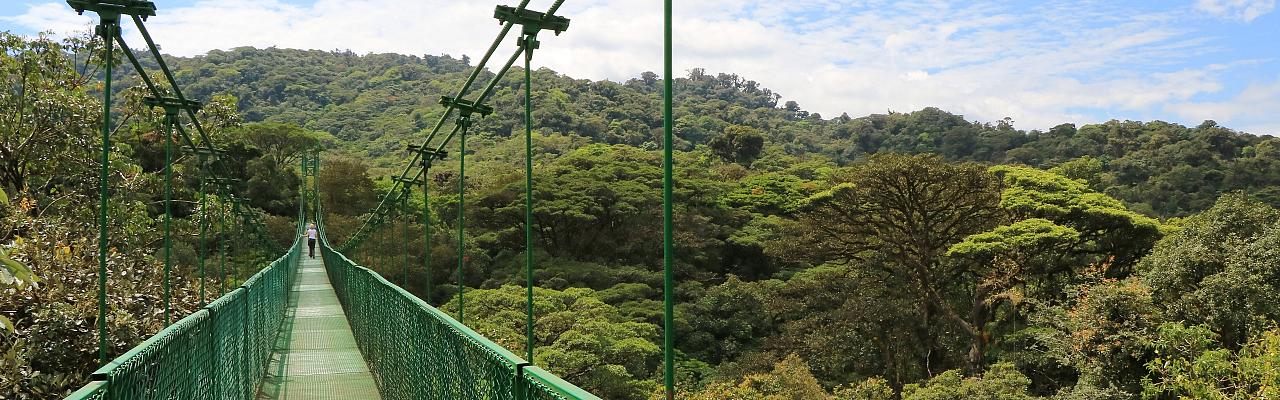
965;285;994;374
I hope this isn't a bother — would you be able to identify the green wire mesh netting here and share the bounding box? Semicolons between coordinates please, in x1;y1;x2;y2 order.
319;238;601;400
64;230;598;400
65;238;301;400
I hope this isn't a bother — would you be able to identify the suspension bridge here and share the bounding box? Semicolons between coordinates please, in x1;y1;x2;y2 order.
61;0;677;399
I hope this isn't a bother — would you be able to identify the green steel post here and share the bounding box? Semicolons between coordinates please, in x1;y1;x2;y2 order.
94;13;118;365
163;108;175;326
523;33;537;363
401;189;408;287
232;199;240;285
662;0;676;397
241;281;250;400
457;117;469;324
313;155;320;221
197;158;206;306
377;209;382;267
300;154;306;230
219;191;226;294
380;224;385;271
422;159;432;303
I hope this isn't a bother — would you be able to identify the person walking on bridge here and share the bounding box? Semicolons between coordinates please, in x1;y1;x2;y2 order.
303;223;318;258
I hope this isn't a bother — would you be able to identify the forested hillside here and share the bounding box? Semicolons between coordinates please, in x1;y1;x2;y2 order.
4;32;1279;399
152;46;1280;218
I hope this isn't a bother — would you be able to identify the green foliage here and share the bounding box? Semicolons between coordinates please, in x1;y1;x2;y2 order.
677;276;774;364
1140;193;1280;348
1;200;211;397
1060;279;1162;393
0;32;291;398
231;122;321;214
901;363;1036;400
833;377;895;400
988;165;1163;274
1142;324;1280;399
1048;156;1102;185
0;187;35;291
993;166;1160;233
795;153;1001;266
0;246;36;287
1007;278;1168;397
316;156;379;220
722;172;815;215
0;31;99;193
444;285;660;400
525;144;664;261
947;218;1081;261
233;122;325;166
758;264;928;388
157;46;1280;218
8;31;1280;399
709;125;766;165
685;354;831;400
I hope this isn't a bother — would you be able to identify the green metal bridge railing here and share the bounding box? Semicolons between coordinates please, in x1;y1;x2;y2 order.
317;225;600;400
65;236;303;400
58;0;663;396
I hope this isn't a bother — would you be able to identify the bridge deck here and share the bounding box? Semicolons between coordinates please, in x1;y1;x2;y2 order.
257;256;382;399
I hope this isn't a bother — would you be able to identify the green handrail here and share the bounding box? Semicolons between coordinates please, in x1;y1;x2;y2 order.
316;228;600;400
64;236;302;400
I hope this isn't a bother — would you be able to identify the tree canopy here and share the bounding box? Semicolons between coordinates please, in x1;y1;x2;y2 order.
4;34;1279;399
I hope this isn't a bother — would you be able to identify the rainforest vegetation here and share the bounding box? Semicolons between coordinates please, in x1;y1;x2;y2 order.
2;31;1279;399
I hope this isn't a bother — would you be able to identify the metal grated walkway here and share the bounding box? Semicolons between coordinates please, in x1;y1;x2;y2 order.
257;256;382;399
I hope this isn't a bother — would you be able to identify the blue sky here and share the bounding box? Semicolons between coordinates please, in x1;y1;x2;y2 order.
2;0;1277;135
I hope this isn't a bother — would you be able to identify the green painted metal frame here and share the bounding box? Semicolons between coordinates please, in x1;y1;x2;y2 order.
71;0;284;365
315;216;599;399
662;0;676;398
64;232;303;400
336;0;569;254
142;95;200;327
334;0;574;375
62;1;635;398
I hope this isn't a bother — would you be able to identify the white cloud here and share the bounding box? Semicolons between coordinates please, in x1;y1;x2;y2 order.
1195;0;1276;22
0;2;94;33
1167;77;1280;136
0;0;1273;132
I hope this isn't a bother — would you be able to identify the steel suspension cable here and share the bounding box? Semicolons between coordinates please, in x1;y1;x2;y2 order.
218;188;227;294
122;23;281;261
94;13;117;365
115;36;202;152
511;4;570;363
401;188;409;287
339;0;532;250
457;116;472;324
662;0;676;398
425;50;523;159
340;0;570;253
116;32;255;234
123;18;278;248
379;216;386;272
232;198;240;286
133;16;218;151
197;155;207;306
74;3;279;367
422;157;433;303
522;32;536;364
162;107;174;326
